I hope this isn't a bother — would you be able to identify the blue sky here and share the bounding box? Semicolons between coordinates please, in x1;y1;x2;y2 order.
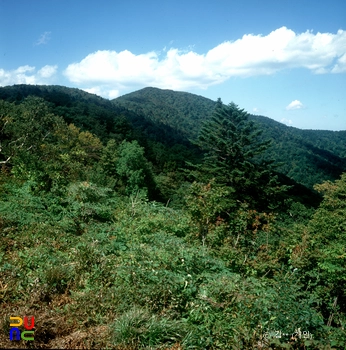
0;0;345;130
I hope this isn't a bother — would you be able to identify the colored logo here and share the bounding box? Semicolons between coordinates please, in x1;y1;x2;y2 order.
9;316;35;341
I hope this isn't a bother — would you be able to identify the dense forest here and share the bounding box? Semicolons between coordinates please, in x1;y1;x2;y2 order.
0;84;345;349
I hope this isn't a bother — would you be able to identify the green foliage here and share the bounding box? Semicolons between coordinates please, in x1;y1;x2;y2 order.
192;101;287;211
0;97;65;176
305;174;346;327
1;84;346;191
0;96;105;191
111;307;187;348
185;181;231;245
1;85;346;349
114;86;216;140
250;115;346;189
100;139;119;177
115;140;156;196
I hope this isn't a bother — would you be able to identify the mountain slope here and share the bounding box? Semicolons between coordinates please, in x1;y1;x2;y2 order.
113;87;216;139
0;84;345;190
0;84;128;141
2;85;345;348
114;87;346;189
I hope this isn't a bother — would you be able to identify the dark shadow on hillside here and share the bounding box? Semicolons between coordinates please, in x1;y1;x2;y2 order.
300;140;346;179
276;172;322;208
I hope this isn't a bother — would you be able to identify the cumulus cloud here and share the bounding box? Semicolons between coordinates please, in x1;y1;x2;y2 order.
286;100;304;110
63;26;346;97
34;31;51;46
0;65;58;86
331;53;346;73
281;118;293;125
38;65;58;78
84;86;120;99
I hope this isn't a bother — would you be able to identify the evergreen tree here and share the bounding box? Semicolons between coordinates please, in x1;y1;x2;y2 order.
194;100;285;210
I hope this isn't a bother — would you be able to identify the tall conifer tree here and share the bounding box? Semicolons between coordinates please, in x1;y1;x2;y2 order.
195;100;285;210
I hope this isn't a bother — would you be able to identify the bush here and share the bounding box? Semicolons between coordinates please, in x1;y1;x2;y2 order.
111;307;187;348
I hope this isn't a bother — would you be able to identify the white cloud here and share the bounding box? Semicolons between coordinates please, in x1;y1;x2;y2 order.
34;31;51;46
0;65;58;86
331;53;346;73
38;65;58;78
286;100;304;110
281;118;293;125
84;86;120;99
63;26;346;97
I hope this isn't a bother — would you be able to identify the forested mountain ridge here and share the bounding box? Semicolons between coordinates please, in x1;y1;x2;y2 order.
113;87;216;139
249;114;346;187
1;84;345;190
114;87;346;189
1;84;346;348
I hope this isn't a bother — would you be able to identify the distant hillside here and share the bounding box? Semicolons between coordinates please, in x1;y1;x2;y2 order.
113;87;216;140
0;84;126;141
248;115;346;188
114;87;346;189
0;84;114;109
1;84;345;189
0;84;203;179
